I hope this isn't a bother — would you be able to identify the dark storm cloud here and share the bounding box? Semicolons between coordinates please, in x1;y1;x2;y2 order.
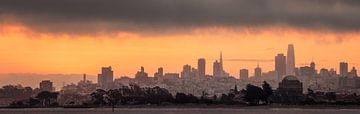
1;0;360;34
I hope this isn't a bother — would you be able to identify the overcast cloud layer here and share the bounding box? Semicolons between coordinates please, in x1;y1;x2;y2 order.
1;0;360;35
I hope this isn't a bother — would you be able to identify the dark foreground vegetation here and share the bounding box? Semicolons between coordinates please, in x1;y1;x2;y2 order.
7;81;360;109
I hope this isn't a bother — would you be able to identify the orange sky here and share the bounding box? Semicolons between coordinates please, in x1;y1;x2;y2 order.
0;24;360;78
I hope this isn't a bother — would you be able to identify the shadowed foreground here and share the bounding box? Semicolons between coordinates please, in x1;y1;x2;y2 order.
1;108;360;114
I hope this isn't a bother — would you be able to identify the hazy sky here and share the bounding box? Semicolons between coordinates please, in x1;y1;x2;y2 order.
0;0;360;79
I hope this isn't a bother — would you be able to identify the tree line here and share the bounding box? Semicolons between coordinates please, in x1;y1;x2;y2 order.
7;81;360;108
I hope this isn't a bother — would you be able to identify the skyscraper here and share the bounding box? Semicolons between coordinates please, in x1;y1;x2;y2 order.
240;69;249;80
213;52;229;78
340;62;348;77
39;80;53;92
135;66;148;80
198;58;206;77
213;60;221;77
286;44;295;75
275;53;287;78
154;67;164;79
349;67;358;77
98;66;114;89
83;74;87;82
181;64;192;78
255;64;262;77
310;62;315;70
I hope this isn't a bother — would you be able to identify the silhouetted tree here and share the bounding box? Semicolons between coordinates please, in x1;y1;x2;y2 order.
243;84;264;105
27;97;40;107
325;92;336;102
105;89;122;112
200;91;213;104
175;93;188;104
174;92;199;104
262;81;273;104
304;88;317;104
35;91;59;107
220;94;234;104
187;94;199;103
90;89;107;106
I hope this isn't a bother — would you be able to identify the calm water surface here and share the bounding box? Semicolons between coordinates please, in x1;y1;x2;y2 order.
0;108;360;114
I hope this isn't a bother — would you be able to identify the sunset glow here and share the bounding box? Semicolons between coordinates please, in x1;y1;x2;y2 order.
1;23;359;78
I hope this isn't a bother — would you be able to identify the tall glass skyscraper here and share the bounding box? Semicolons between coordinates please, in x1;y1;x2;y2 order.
286;44;295;75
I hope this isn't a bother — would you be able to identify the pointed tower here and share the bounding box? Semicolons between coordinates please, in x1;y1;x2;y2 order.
286;44;295;75
255;64;262;77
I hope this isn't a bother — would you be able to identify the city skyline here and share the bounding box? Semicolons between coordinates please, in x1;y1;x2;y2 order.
1;0;360;80
0;41;359;78
2;0;360;112
1;43;359;88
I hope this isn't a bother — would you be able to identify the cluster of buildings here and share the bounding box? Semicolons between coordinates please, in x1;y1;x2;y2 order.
2;44;359;106
0;80;55;106
94;44;359;96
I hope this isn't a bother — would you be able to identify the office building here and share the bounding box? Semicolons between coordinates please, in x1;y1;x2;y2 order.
98;66;114;89
340;62;348;77
198;58;206;77
240;69;249;80
254;64;262;77
40;80;53;92
275;53;286;78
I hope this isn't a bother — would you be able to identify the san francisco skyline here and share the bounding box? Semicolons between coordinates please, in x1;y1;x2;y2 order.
1;0;360;81
2;0;360;113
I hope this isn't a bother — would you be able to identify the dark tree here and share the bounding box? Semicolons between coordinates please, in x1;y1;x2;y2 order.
325;92;336;102
243;84;264;105
27;97;40;107
304;88;317;104
220;94;233;104
262;81;273;104
35;91;59;107
175;93;188;104
90;89;107;106
106;89;122;112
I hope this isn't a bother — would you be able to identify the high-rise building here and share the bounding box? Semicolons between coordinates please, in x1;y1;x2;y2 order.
135;66;148;80
310;62;315;70
329;68;337;76
319;68;330;77
340;62;348;77
83;74;87;82
275;53;286;78
286;44;295;75
254;64;262;77
181;64;192;78
310;62;317;75
240;69;249;80
98;66;114;89
213;60;222;77
198;58;206;77
154;67;164;79
299;66;316;76
349;67;358;77
39;80;53;92
212;52;229;78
